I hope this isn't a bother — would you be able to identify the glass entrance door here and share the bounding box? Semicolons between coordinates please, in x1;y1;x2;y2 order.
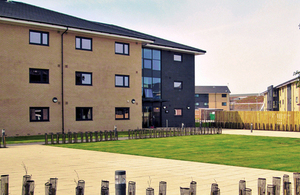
142;106;161;128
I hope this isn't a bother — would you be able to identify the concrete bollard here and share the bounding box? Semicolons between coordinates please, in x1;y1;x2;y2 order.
22;175;31;195
258;178;266;195
146;187;154;195
101;180;109;195
244;188;252;195
128;181;136;195
1;175;9;195
24;180;34;195
189;181;196;195
76;180;85;195
267;184;275;195
272;177;281;195
180;187;190;195
159;181;167;195
239;180;246;195
284;182;291;195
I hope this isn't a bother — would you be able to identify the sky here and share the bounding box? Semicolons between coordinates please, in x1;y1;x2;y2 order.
18;0;300;94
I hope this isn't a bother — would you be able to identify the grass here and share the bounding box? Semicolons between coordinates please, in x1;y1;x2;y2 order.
6;135;45;144
54;134;300;172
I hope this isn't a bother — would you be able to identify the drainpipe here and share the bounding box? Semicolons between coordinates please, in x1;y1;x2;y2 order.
61;27;68;134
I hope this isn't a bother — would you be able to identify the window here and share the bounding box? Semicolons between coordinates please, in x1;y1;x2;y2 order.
195;94;199;97
115;107;130;120
76;107;92;121
115;75;129;87
222;102;227;106
144;89;153;98
174;54;182;62
174;109;182;116
76;36;92;51
30;107;49;122
76;72;92;85
29;30;49;46
115;42;129;55
29;68;49;84
174;81;182;89
222;94;227;98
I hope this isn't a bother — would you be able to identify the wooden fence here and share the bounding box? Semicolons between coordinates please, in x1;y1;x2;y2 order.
45;127;222;145
215;111;300;131
2;172;300;195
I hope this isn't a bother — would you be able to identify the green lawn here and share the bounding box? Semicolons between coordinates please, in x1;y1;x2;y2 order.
54;134;300;172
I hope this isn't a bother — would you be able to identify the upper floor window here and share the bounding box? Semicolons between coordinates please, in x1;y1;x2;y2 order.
76;107;93;121
30;107;49;122
76;72;92;85
115;75;129;87
174;81;182;89
222;94;227;98
29;30;49;46
174;54;182;62
115;107;130;120
29;68;49;84
115;42;129;55
76;37;92;51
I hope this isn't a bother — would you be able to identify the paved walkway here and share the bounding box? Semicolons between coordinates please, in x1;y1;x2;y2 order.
1;129;299;195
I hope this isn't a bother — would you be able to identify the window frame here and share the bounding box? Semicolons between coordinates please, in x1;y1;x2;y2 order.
222;94;227;98
174;108;183;116
115;107;130;120
115;42;129;55
29;68;49;84
30;107;49;122
75;71;92;86
29;30;49;46
174;54;182;62
75;36;92;51
174;81;183;89
115;74;129;87
76;107;93;121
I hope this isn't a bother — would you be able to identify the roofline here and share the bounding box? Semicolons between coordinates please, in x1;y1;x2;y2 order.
145;43;206;55
0;16;154;43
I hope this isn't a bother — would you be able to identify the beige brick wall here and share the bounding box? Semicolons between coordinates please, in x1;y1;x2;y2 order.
0;22;142;136
208;93;230;111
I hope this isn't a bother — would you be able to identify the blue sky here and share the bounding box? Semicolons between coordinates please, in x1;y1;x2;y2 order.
18;0;300;94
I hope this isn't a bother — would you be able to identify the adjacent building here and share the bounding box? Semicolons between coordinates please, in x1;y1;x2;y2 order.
0;0;206;136
264;78;300;111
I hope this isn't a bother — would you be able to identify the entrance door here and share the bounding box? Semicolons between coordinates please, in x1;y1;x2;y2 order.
142;106;161;128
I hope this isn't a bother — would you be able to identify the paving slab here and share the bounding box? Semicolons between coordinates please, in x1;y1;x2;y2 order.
1;130;299;195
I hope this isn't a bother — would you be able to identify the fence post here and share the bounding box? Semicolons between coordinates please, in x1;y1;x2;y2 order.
89;132;93;142
258;178;266;195
159;181;167;195
22;175;31;195
100;131;103;142
85;132;89;143
45;133;48;145
95;131;98;142
109;131;112;141
1;129;5;148
50;133;54;144
128;181;136;195
1;175;9;195
80;132;83;143
56;133;60;144
294;173;300;195
101;180;109;195
239;180;246;195
68;132;72;144
73;132;77;143
272;177;281;195
189;181;196;195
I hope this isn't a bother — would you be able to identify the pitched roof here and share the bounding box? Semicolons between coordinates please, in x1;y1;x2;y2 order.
195;86;231;94
0;0;206;54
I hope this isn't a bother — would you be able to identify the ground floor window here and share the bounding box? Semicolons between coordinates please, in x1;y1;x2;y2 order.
174;108;182;116
76;107;92;121
30;107;49;122
115;107;129;120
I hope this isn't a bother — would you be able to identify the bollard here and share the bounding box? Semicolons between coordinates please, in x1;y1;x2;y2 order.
211;183;218;195
267;184;275;195
22;175;31;195
159;181;167;195
283;174;289;195
77;180;85;195
239;180;246;195
244;188;252;195
180;187;190;195
49;178;58;195
115;170;126;195
190;181;196;195
284;182;291;195
45;182;52;195
25;180;34;195
1;175;9;195
128;181;136;195
146;187;154;195
272;177;281;195
294;173;300;195
101;180;109;195
258;178;266;195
